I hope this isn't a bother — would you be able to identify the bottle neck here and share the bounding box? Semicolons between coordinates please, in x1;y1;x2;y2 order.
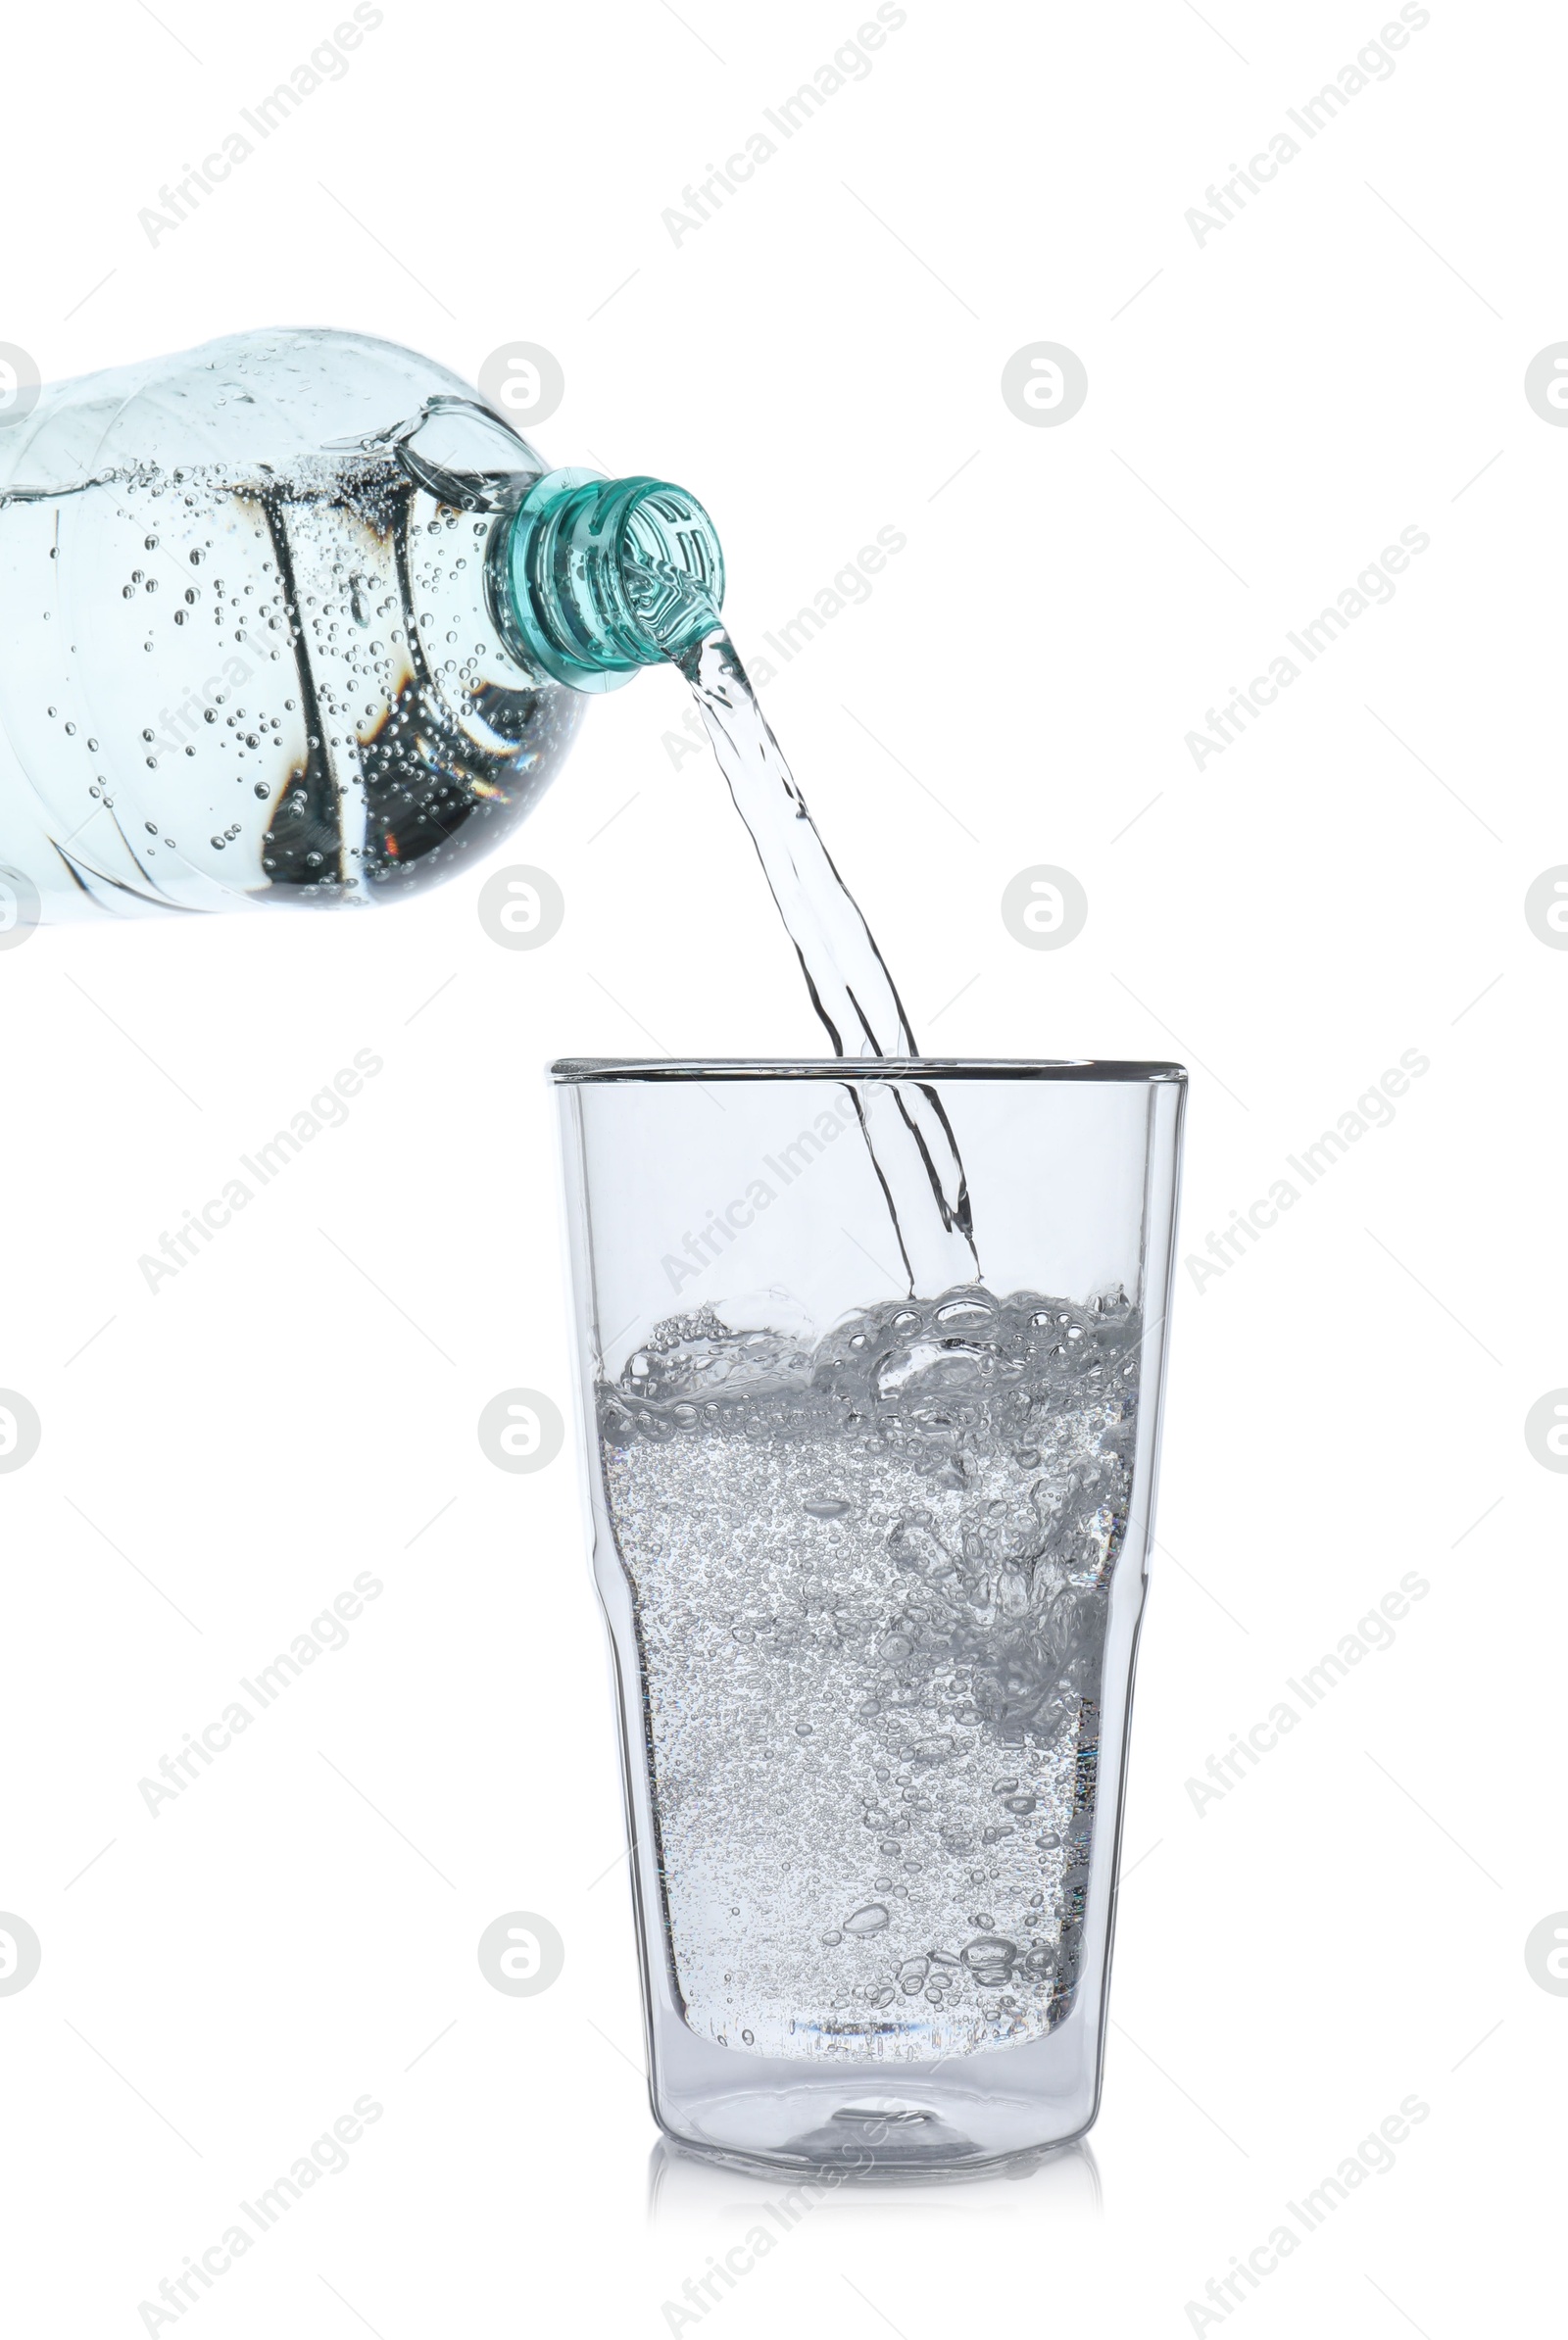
496;469;725;694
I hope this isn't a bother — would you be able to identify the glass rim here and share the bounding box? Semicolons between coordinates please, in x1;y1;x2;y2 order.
551;1056;1187;1085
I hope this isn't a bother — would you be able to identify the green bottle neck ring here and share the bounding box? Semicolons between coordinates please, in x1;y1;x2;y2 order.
498;467;725;695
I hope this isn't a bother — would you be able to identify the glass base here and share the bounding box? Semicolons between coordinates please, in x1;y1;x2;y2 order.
646;2005;1103;2178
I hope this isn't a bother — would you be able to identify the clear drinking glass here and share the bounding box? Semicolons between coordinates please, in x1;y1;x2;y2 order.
554;1058;1185;2174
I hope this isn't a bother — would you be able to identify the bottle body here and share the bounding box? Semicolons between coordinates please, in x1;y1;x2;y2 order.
0;329;583;920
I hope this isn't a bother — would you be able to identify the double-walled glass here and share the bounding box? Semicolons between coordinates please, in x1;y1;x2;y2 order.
554;1059;1185;2174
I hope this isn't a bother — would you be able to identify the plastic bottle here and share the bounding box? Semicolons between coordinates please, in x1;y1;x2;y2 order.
0;328;721;924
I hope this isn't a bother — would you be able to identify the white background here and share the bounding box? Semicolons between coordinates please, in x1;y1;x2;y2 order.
1;0;1561;2332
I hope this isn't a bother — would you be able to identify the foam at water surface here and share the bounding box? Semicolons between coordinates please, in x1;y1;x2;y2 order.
597;1285;1140;2061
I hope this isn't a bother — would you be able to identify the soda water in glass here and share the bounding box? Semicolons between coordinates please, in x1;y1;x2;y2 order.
555;1058;1185;2174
